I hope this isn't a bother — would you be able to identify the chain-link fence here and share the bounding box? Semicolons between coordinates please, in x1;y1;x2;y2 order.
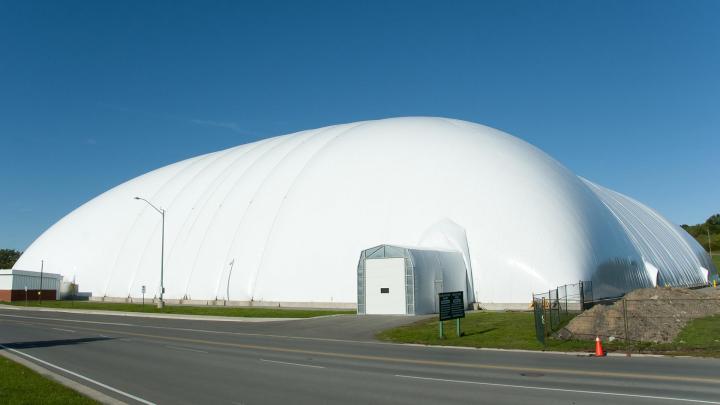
532;281;592;344
559;296;720;350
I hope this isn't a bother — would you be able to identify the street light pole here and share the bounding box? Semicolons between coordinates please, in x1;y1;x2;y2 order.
160;207;165;308
134;196;166;309
226;259;235;302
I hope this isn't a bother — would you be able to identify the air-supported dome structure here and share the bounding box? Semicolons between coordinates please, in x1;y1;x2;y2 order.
13;117;715;307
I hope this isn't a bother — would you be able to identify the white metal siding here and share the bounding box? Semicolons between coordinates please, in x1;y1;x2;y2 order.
0;274;11;290
13;275;58;290
0;273;60;291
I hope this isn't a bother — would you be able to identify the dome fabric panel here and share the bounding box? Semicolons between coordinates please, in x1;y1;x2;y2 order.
13;117;714;305
583;179;712;288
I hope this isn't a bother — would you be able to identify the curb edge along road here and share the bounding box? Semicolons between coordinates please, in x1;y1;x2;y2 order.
400;342;671;359
0;304;299;322
398;341;720;360
0;349;127;405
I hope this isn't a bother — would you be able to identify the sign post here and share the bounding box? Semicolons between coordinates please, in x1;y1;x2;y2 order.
24;286;28;306
141;285;146;306
438;291;465;338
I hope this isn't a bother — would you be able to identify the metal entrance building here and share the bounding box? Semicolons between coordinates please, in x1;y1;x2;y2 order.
357;245;468;315
0;269;62;301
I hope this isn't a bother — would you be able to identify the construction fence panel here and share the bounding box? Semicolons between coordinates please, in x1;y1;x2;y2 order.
532;298;545;345
558;296;720;354
532;281;590;343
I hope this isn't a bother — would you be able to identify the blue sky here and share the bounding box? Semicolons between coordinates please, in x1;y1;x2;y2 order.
1;0;718;251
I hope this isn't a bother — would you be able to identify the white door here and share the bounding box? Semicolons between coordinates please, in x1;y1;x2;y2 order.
365;258;406;314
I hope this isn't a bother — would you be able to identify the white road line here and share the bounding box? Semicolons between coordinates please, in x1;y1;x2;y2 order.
164;345;208;354
0;313;133;327
0;344;155;405
51;328;76;333
259;359;325;369
394;374;720;404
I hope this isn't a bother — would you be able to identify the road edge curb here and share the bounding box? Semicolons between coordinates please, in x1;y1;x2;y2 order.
393;342;679;359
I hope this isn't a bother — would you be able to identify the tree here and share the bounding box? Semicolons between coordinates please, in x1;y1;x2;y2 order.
708;214;720;228
680;214;719;253
0;249;22;269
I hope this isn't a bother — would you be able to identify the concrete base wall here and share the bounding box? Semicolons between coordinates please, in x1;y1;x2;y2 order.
87;296;533;312
89;296;356;310
476;302;532;311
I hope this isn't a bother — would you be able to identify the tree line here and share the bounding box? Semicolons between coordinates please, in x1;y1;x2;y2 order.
0;249;22;269
681;214;719;253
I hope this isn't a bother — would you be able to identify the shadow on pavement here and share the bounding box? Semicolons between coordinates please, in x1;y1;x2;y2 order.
0;336;114;350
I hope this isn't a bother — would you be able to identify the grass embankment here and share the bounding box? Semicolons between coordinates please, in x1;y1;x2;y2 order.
377;311;720;357
2;300;354;318
0;356;98;404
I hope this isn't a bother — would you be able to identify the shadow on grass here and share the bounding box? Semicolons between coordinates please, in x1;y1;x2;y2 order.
463;327;498;336
1;336;114;350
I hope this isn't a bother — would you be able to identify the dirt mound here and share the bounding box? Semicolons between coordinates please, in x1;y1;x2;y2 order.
556;287;720;343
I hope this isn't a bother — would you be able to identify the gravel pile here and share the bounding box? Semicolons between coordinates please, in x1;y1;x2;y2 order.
556;287;720;343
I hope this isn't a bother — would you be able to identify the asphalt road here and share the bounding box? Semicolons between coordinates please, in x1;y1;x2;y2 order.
1;307;720;405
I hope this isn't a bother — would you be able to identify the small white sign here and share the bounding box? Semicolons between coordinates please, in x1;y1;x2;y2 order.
141;285;146;294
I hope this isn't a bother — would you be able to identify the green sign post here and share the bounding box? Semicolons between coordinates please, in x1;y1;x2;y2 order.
438;291;465;338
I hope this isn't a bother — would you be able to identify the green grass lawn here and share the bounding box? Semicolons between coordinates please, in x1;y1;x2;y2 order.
1;300;354;318
649;314;720;356
377;311;592;351
377;311;720;357
0;356;98;404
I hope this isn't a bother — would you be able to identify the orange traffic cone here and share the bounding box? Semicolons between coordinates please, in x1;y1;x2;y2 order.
594;336;606;357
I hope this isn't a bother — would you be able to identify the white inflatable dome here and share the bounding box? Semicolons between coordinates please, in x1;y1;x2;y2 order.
14;117;715;305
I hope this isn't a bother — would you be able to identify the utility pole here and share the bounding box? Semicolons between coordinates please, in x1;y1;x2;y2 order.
709;227;713;256
39;260;44;304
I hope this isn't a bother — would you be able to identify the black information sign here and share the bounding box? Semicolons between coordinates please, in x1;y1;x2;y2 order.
439;291;465;321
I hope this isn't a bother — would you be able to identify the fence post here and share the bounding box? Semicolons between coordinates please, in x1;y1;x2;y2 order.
623;298;630;356
543;297;549;336
533;299;546;346
556;288;560;327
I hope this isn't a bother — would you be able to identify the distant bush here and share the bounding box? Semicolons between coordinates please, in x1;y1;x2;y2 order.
681;214;720;253
0;249;22;269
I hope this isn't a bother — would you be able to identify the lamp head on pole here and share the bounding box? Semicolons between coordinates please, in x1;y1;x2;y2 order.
134;195;165;216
